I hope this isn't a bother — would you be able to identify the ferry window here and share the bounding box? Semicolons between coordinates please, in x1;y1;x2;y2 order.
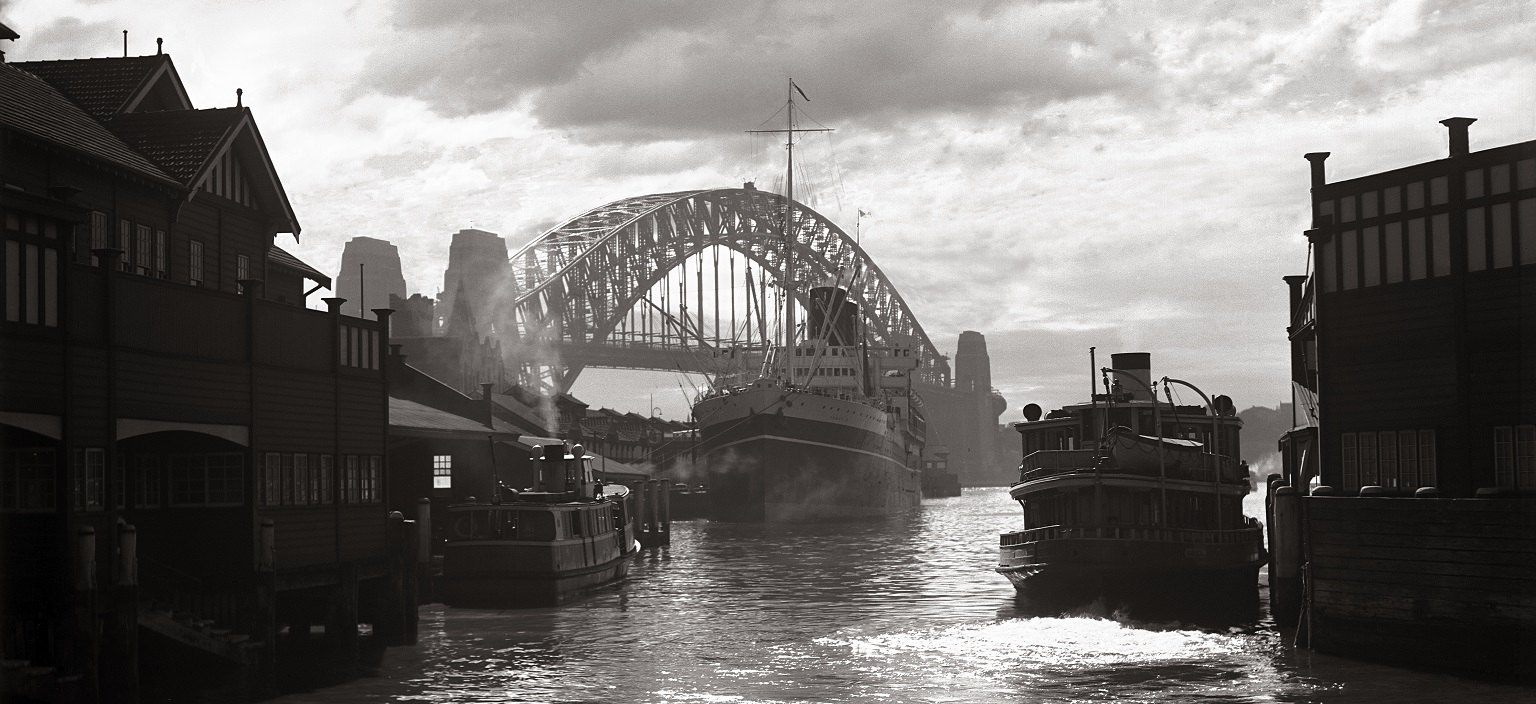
1430;176;1448;205
1407;181;1425;210
1491;203;1512;268
1;448;55;511
1384;186;1401;215
1465;169;1484;199
1340;196;1355;223
1398;433;1419;488
1361;191;1378;219
1340;230;1357;289
1491;164;1511;195
1467;207;1487;272
434;455;452;488
1418;430;1437;487
1384;223;1403;283
1494;426;1515;488
1407;218;1427;280
521;511;556;541
1431;214;1450;277
1340;433;1358;491
1521;199;1536;266
1518;159;1536;189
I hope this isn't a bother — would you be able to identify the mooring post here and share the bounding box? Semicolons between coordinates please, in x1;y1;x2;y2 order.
109;524;139;704
400;519;420;645
632;481;649;543
1271;486;1302;626
657;479;672;545
378;512;406;646
415;498;433;603
75;526;99;703
251;518;278;699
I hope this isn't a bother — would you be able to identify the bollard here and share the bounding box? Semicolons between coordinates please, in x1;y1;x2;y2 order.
657;479;672;545
416;498;433;566
632;481;649;542
644;480;659;536
1270;486;1302;625
259;518;276;572
77;526;97;591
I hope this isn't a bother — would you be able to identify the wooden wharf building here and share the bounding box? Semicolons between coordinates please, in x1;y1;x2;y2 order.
1272;118;1536;680
0;40;418;701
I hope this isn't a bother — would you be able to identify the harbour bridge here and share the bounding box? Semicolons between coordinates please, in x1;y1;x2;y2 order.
493;186;953;394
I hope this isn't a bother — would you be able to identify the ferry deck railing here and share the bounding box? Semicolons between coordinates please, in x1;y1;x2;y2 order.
998;519;1264;548
1018;450;1243;484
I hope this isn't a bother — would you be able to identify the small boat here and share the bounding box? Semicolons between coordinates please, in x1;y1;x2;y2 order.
440;443;639;607
997;352;1265;611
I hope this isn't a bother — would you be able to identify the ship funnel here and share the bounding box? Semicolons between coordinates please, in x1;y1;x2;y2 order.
1110;352;1153;401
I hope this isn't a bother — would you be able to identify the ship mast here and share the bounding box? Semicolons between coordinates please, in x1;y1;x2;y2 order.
748;78;830;379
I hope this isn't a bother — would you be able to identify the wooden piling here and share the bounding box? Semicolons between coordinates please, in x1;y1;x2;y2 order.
74;526;99;704
108;524;139;704
251;518;278;699
416;498;433;603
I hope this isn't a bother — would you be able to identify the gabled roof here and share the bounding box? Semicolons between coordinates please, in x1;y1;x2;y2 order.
107;107;301;236
0;63;177;186
13;55;186;119
267;245;330;288
389;397;519;440
108;107;242;183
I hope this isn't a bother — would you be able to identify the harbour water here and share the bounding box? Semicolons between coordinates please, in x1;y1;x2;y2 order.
276;488;1530;703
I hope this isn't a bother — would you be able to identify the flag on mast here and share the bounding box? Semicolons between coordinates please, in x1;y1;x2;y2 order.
791;80;810;102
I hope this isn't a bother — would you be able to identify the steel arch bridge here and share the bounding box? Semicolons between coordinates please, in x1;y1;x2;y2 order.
500;187;944;393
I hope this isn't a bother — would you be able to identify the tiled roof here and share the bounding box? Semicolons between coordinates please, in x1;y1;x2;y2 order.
0;63;175;184
13;55;168;119
267;245;331;288
107;108;243;185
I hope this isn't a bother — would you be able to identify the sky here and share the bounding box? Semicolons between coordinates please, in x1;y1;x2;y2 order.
6;0;1535;420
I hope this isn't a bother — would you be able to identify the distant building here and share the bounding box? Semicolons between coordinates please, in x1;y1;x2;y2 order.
335;236;407;318
0;38;413;698
438;228;510;336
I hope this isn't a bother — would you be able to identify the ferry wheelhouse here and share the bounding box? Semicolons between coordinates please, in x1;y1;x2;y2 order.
997;353;1264;603
440;443;638;607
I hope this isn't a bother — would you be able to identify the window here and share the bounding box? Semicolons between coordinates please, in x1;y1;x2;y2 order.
318;455;334;504
189;240;204;285
1491;203;1512;269
1399;432;1419;489
1384;186;1402;215
169;455;205;506
1384;222;1403;283
154;230;166;277
1319;237;1337;293
135;224;152;274
1430;214;1450;277
1361;190;1378;219
1491;163;1511;195
371;330;381;369
1466;169;1484;199
1340;196;1355;223
1430;176;1448;205
1522;199;1536;266
345;455;359;503
205;454;243;505
4;232;59;327
293;454;309;505
1518;426;1536;489
1341;230;1357;289
90;211;108;263
366;456;382;502
117;220;131;270
1419;430;1437;487
434;455;452;489
1518;159;1536;190
2;448;55;511
1407;181;1425;210
1341;433;1358;490
262;452;281;506
281;453;294;505
1495;426;1515;488
72;448;105;511
339;324;349;366
1378;431;1397;488
1362;227;1380;286
134;454;160;508
1468;207;1487;272
1359;432;1377;486
236;253;249;284
1408;218;1427;280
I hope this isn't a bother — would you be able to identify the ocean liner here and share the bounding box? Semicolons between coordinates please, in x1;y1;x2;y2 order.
691;80;924;521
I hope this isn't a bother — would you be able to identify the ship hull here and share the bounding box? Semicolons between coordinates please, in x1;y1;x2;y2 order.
694;386;920;522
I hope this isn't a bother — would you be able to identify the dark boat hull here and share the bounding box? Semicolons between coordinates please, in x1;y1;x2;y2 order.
440;542;636;607
695;388;920;522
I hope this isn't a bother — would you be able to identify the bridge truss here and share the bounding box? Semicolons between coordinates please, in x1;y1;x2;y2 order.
499;187;944;393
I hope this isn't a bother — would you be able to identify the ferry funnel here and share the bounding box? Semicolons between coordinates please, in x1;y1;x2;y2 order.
1110;352;1152;401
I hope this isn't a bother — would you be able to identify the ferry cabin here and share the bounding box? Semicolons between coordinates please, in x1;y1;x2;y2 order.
1012;393;1247;532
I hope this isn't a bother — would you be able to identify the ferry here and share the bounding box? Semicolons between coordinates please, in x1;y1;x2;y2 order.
439;443;639;607
997;352;1265;605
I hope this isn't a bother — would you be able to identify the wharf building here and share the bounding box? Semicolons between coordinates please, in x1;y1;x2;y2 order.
1271;118;1536;679
0;34;420;701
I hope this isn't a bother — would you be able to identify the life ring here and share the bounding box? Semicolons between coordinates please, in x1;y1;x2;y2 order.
453;516;474;539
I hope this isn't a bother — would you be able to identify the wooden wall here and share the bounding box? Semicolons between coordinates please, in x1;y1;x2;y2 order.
1306;496;1536;679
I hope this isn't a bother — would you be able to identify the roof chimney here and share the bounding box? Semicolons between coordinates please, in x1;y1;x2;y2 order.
122;30;127;58
236;88;243;108
1303;152;1329;189
157;38;162;55
1440;117;1475;157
